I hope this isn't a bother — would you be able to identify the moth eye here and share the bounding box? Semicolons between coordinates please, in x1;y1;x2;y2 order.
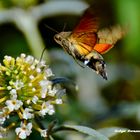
54;34;62;41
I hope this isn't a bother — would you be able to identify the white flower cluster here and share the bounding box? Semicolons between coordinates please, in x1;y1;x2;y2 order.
0;54;64;139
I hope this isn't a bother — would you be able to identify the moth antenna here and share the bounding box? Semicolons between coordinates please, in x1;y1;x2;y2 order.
62;23;67;31
44;24;59;33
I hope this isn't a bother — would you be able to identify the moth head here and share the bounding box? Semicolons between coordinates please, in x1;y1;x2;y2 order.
54;32;71;45
54;33;63;45
84;50;107;80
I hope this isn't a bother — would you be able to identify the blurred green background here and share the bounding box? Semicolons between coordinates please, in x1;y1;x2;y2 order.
0;0;140;139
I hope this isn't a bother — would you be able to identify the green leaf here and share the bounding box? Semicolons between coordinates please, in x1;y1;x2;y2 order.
49;135;55;140
63;125;109;140
98;127;128;138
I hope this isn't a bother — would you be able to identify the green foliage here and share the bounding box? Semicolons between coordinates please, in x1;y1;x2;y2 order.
115;0;140;63
0;0;39;8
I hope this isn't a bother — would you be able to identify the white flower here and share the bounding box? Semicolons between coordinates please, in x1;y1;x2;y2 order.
32;96;38;104
38;60;46;67
14;80;24;90
4;56;12;61
36;68;41;73
40;129;47;137
29;75;34;80
0;112;6;124
9;89;17;99
25;55;34;64
26;99;31;105
0;127;6;138
0;133;2;138
39;102;49;116
28;83;32;87
0;107;10;123
15;122;32;139
34;59;39;65
48;86;58;96
22;108;34;120
7;86;12;90
39;102;55;116
55;99;63;104
39;80;52;98
45;68;54;77
47;104;55;115
20;53;26;58
10;93;17;99
30;65;35;70
9;89;17;94
0;54;64;138
0;117;5;125
32;88;36;92
5;99;23;112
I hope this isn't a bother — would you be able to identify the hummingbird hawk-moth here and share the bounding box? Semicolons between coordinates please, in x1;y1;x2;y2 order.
54;3;125;80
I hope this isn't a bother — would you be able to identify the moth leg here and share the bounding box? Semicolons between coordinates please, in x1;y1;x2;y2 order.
84;50;107;80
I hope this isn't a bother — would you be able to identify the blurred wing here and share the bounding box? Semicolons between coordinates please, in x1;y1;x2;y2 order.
72;7;99;34
93;44;113;54
69;7;99;54
71;0;113;35
70;1;125;55
93;25;126;54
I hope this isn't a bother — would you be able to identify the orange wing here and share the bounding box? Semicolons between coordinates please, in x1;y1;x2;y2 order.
94;25;125;54
93;44;113;54
72;7;99;34
69;7;99;55
70;2;125;55
70;0;111;43
69;33;97;55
